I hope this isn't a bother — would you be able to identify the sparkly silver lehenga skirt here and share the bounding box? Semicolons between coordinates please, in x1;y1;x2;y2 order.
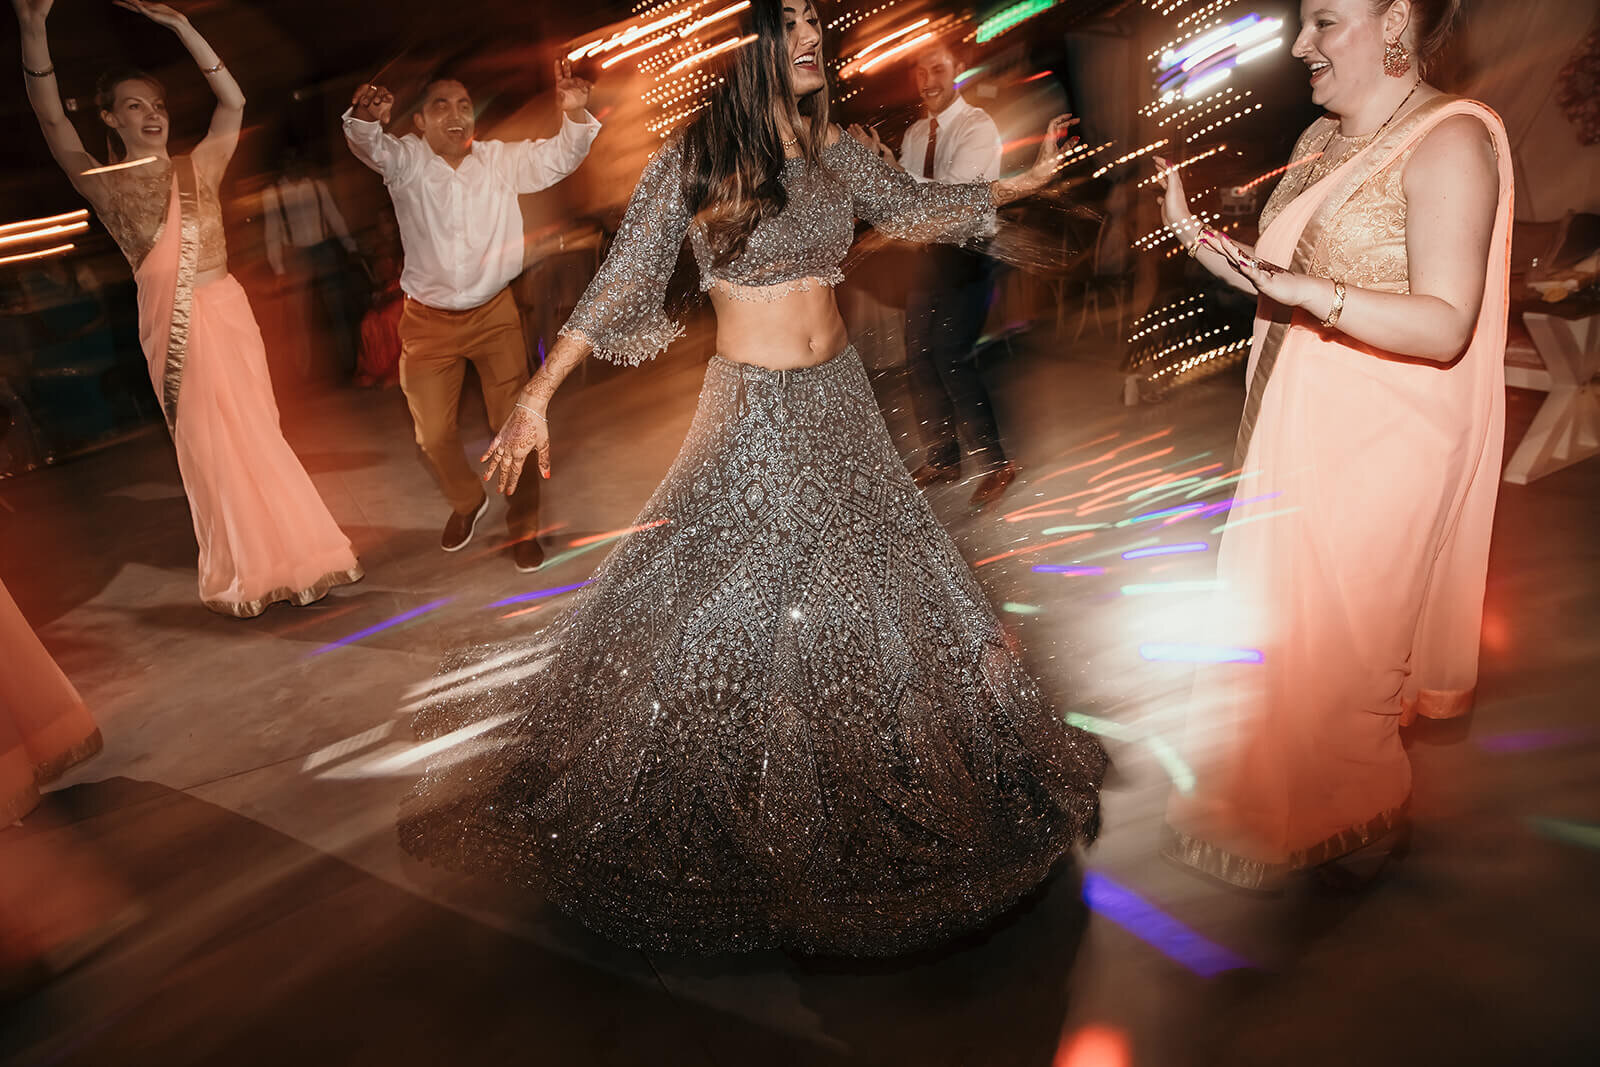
398;347;1106;956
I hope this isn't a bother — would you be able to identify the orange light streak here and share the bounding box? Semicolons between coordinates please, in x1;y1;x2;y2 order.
680;1;750;37
1036;428;1175;484
0;208;87;235
80;156;158;176
0;242;75;267
500;604;545;620
853;17;931;61
568;517;669;548
0;220;88;250
974;532;1092;568
1089;446;1175;483
602;34;677;69
666;34;757;74
857;30;935;75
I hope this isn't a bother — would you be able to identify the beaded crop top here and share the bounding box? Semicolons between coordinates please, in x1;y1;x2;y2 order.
96;156;229;275
560;130;998;365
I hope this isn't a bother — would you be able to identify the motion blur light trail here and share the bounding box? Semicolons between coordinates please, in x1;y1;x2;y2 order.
308;597;453;658
974;532;1093;568
1122;542;1208;560
490;580;591;609
1140;643;1262;664
1082;872;1254;977
1212;505;1301;534
1033;565;1107;577
1527;817;1600;851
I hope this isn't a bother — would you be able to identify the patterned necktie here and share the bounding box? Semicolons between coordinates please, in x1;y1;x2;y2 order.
922;115;939;179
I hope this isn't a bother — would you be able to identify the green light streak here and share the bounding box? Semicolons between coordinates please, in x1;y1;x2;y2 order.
976;0;1059;44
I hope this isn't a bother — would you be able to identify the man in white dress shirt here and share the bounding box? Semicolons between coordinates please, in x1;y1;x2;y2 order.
343;64;599;571
857;41;1017;509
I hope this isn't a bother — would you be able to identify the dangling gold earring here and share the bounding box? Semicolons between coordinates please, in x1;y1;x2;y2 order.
1383;38;1412;77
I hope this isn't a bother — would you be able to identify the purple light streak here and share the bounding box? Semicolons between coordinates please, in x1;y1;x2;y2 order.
490;580;591;609
308;597;454;657
1122;542;1209;560
1140;643;1263;664
1083;872;1254;977
1032;564;1108;577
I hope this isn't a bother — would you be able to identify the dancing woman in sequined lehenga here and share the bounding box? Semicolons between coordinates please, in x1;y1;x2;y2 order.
398;1;1105;957
16;0;361;617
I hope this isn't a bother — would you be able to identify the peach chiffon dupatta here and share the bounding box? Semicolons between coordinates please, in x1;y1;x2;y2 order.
1165;98;1514;888
133;159;362;617
0;582;100;825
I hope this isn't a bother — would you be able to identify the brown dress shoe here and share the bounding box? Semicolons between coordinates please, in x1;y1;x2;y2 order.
969;462;1018;509
512;537;545;573
441;497;489;552
911;462;962;488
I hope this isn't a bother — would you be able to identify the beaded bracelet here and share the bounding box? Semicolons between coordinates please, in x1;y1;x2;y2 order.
515;400;547;422
1322;280;1347;329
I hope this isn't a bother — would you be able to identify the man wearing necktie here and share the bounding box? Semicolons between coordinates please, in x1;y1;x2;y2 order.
859;40;1015;509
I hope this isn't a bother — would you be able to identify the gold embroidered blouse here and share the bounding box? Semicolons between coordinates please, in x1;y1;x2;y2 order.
97;156;229;274
1259;117;1418;295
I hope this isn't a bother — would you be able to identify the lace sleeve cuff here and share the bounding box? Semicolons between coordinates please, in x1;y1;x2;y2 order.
558;315;685;367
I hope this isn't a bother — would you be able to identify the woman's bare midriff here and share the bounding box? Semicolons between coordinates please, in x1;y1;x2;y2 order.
709;279;850;370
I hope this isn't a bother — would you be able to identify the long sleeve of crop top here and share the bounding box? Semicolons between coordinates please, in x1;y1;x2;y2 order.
830;130;999;246
559;138;691;366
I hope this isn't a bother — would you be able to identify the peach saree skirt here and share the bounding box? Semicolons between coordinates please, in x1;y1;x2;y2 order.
136;185;362;618
1165;99;1515;888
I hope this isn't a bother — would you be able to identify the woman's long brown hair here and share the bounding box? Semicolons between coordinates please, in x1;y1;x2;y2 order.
678;0;831;270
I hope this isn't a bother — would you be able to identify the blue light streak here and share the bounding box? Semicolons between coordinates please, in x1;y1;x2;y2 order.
1082;872;1254;977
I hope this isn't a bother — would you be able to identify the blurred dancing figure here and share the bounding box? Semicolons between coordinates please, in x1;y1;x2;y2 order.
399;0;1104;956
261;147;361;378
0;579;98;827
855;40;1017;509
15;0;362;617
343;65;599;571
1153;0;1510;889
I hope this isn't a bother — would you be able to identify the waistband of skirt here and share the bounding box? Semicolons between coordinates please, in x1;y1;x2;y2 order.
708;345;860;385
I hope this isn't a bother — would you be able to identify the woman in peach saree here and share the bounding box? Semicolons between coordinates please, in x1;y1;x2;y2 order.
16;0;361;618
1150;0;1512;888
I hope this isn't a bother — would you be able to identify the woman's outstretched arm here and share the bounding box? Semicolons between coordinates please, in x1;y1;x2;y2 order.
115;2;245;182
13;0;106;203
481;333;592;495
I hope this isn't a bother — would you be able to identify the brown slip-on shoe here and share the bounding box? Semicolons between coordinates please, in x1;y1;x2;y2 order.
969;462;1018;510
911;462;962;488
441;497;489;552
512;537;545;573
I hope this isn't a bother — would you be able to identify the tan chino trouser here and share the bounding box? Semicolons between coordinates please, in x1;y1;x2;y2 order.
398;287;538;539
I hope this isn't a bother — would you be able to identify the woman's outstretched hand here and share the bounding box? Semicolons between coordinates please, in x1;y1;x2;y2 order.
113;0;189;30
482;398;550;496
1205;229;1309;305
1027;114;1080;187
1150;155;1194;232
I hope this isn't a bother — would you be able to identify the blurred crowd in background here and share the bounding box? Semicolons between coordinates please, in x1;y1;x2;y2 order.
2;0;1596;478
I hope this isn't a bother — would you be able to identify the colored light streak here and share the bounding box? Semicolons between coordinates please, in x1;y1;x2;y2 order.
1065;711;1136;742
569;518;669;548
1039;523;1110;535
1036;429;1174;485
1129;476;1203;501
79;155;157;176
1117;498;1216;526
976;0;1060;44
1477;727;1594;754
853;17;931;62
855;30;935;75
1211;505;1301;533
1120;580;1222;596
0;242;74;267
1145;736;1197;794
666;34;757;75
1090;446;1175;483
1082;872;1254;977
1122;542;1208;560
1002;602;1044;615
500;604;545;620
679;1;749;37
0;208;88;235
1527;817;1600;851
602;34;677;69
1032;564;1106;577
0;221;87;250
1140;643;1263;664
974;532;1093;568
568;8;695;60
491;580;591;609
309;597;453;657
